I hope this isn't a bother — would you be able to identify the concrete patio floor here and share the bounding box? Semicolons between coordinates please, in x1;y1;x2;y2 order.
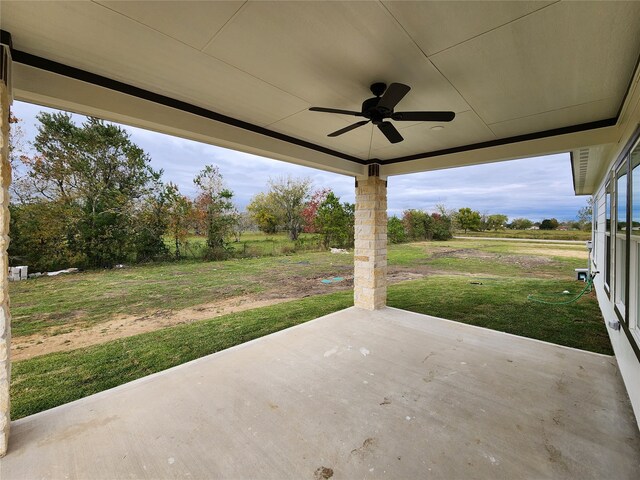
2;307;639;479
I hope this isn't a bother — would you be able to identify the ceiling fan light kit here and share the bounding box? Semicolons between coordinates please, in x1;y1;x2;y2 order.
309;82;455;144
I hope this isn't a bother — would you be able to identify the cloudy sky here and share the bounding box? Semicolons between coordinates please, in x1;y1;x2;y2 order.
12;100;589;222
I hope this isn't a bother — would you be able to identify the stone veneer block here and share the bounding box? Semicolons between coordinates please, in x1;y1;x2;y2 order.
353;176;387;310
0;82;11;457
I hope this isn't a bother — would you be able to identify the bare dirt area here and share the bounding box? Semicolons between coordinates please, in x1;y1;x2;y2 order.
510;247;587;259
432;248;556;268
11;296;297;361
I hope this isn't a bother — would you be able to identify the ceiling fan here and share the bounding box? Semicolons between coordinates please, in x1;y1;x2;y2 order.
309;82;455;144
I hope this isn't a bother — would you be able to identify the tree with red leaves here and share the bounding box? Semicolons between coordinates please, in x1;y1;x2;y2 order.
302;188;330;233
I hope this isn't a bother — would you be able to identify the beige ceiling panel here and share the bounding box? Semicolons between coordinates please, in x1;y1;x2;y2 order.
383;0;553;56
371;110;496;160
95;1;244;50
489;98;618;139
268;110;373;158
430;1;640;125
203;1;470;112
2;1;308;126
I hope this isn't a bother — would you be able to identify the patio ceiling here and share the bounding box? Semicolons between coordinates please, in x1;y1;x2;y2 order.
2;1;640;179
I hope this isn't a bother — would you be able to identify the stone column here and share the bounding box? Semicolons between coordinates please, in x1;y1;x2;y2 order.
0;38;12;457
353;168;387;310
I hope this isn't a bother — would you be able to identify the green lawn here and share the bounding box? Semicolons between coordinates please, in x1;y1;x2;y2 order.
9;238;608;419
9;250;353;337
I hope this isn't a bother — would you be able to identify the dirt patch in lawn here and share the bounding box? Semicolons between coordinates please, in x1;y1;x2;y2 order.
11;296;298;361
510;247;587;259
432;248;555;268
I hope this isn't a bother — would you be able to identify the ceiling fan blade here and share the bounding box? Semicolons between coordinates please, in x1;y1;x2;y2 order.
377;121;404;144
392;111;456;122
309;107;364;117
328;120;370;137
377;83;411;111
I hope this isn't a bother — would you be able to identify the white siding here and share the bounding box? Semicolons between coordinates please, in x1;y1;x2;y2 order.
592;140;640;426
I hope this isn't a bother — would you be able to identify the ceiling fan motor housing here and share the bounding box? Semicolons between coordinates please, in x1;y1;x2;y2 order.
362;96;390;124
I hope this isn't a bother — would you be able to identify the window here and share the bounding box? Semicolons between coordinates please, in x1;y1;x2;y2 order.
605;181;612;290
617;166;627;234
630;142;640;338
633;147;640;235
592;195;598;267
615;162;628;313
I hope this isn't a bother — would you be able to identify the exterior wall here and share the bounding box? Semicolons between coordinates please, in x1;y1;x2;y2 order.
591;136;640;427
0;81;11;456
354;176;387;310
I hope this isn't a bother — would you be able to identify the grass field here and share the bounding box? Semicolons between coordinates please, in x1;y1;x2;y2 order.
165;232;324;259
456;229;591;241
9;238;608;419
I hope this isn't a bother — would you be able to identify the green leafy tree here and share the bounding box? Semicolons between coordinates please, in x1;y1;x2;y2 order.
268;176;312;240
131;180;170;262
430;212;453;240
194;165;236;260
402;209;432;240
509;218;533;230
247;192;279;234
387;216;407;244
9;201;83;271
486;214;508;231
456;208;481;233
165;183;195;259
13;113;165;268
315;192;354;248
539;218;559;230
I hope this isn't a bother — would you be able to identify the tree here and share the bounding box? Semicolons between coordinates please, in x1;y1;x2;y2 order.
315;192;354;248
8;115;34;203
456;208;481;233
12;113;165;268
247;192;279;234
194;165;237;259
165;183;194;259
231;211;254;242
9;201;82;271
402;209;432;240
131;179;170;262
539;218;559;230
510;218;533;230
430;212;453;240
301;188;330;233
267;176;312;240
576;198;594;231
479;212;490;232
387;216;406;244
486;214;508;231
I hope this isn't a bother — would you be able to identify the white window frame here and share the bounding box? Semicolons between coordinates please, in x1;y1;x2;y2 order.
629;140;640;342
614;160;628;317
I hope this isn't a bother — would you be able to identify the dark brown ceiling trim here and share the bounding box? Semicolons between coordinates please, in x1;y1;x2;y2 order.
0;30;13;50
4;36;367;166
378;118;618;165
3;29;624;171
